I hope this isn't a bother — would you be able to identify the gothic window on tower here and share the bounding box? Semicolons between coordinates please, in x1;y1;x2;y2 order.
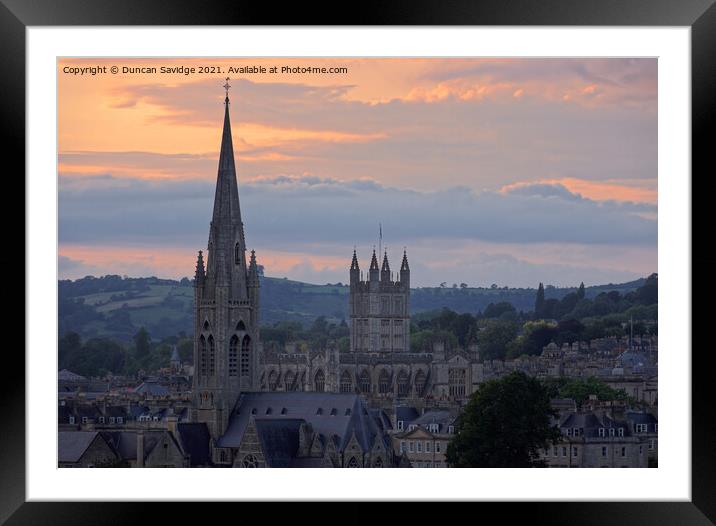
207;335;216;376
228;335;238;376
397;370;409;397
394;298;402;314
199;335;207;376
381;320;390;351
359;370;371;394
414;370;427;396
381;296;389;314
340;371;353;393
393;320;404;349
242;454;258;468
314;369;325;392
235;243;240;265
268;370;278;391
240;335;251;376
236;320;246;331
448;369;467;398
379;369;391;394
284;370;296;391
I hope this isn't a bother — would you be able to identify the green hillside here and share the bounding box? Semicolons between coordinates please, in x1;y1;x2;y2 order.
58;274;647;342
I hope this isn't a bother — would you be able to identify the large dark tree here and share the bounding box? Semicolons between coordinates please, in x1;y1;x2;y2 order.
534;283;545;317
133;327;151;359
446;371;561;467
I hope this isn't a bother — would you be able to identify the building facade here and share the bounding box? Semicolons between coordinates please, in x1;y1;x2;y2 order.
191;86;261;438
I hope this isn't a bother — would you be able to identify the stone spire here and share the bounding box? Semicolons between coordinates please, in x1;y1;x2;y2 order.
205;79;248;298
400;249;410;288
195;250;205;283
381;250;391;281
350;248;359;271
400;249;409;272
369;249;379;271
369;248;379;283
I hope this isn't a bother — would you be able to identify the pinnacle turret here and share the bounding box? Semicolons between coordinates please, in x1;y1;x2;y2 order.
400;249;410;272
369;249;379;271
350;249;359;271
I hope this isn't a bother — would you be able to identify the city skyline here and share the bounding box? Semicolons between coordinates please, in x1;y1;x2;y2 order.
58;58;657;287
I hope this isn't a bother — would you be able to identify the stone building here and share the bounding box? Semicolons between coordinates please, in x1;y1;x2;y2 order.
390;409;458;468
191;84;261;438
58;431;119;468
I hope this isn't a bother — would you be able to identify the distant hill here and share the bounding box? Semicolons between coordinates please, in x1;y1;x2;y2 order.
58;274;647;342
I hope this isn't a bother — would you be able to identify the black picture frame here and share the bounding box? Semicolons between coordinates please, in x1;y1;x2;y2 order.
3;0;710;523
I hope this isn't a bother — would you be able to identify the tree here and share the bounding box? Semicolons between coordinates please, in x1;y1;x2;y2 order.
535;283;545;316
477;320;519;361
577;282;586;300
133;327;151;359
446;371;561;467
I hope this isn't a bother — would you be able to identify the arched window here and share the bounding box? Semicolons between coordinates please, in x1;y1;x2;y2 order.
268;370;278;391
449;369;466;398
284;370;296;391
219;450;227;463
379;369;391;394
207;335;215;376
414;370;426;396
228;335;239;377
397;370;409;397
241;335;251;376
374;457;383;468
203;320;210;331
236;320;246;331
340;371;353;393
242;454;258;468
235;243;241;265
314;370;325;393
359;370;371;394
347;456;359;468
199;335;207;376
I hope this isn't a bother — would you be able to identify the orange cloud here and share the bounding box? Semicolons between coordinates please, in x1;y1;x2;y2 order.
501;178;657;205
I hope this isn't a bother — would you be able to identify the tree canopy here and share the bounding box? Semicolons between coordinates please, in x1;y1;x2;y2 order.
446;371;561;467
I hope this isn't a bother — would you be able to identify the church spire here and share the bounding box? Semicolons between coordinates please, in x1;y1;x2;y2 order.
369;248;379;271
400;249;409;272
381;250;391;282
350;248;359;271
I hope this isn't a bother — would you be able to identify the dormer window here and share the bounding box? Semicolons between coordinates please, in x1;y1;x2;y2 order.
448;425;455;434
609;428;615;437
397;420;404;431
69;416;75;424
98;416;105;424
81;417;88;424
618;428;624;437
599;428;606;437
573;427;580;436
109;417;116;424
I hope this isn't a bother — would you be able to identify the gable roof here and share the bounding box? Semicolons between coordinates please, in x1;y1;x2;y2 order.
254;418;303;467
58;431;109;463
177;423;212;467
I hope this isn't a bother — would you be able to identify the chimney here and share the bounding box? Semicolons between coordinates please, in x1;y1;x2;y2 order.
136;430;145;468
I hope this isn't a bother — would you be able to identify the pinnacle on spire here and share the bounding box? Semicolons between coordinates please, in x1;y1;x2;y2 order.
195;250;206;280
381;250;390;272
400;249;410;272
350;248;359;271
369;248;379;271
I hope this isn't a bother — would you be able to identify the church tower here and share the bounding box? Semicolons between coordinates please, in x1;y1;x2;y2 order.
349;247;410;353
192;80;260;437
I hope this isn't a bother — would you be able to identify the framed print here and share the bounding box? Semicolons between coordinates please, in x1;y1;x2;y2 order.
4;0;713;523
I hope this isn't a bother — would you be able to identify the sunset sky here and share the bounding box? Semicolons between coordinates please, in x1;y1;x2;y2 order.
58;58;657;287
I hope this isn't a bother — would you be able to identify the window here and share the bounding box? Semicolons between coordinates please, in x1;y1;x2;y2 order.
374;457;383;468
618;427;624;437
649;439;656;451
314;370;325;393
609;428;615;437
199;335;207;376
109;417;116;424
448;425;455;434
359;370;371;394
379;369;391;394
621;447;627;457
207;335;216;376
242;454;258;468
219;450;227;463
409;441;414;453
229;335;239;377
240;335;251;376
448;369;466;398
347;457;359;468
397;370;409;397
573;447;578;457
573;427;580;436
284;371;296;392
426;441;431;452
553;446;559;456
414;370;426;396
417;442;422;453
436;442;441;453
82;417;88;424
566;428;572;437
69;416;75;424
598;428;606;437
235;243;241;265
397;420;404;431
639;446;643;455
408;424;416;431
562;447;567;457
400;441;405;453
340;371;353;393
98;417;105;424
636;423;647;433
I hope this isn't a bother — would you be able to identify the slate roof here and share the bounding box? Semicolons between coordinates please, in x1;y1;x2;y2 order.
254;419;303;467
560;412;633;438
133;382;170;396
101;431;166;461
58;431;109;463
177;423;212;467
58;369;87;382
410;410;456;433
395;406;420;425
217;392;386;453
